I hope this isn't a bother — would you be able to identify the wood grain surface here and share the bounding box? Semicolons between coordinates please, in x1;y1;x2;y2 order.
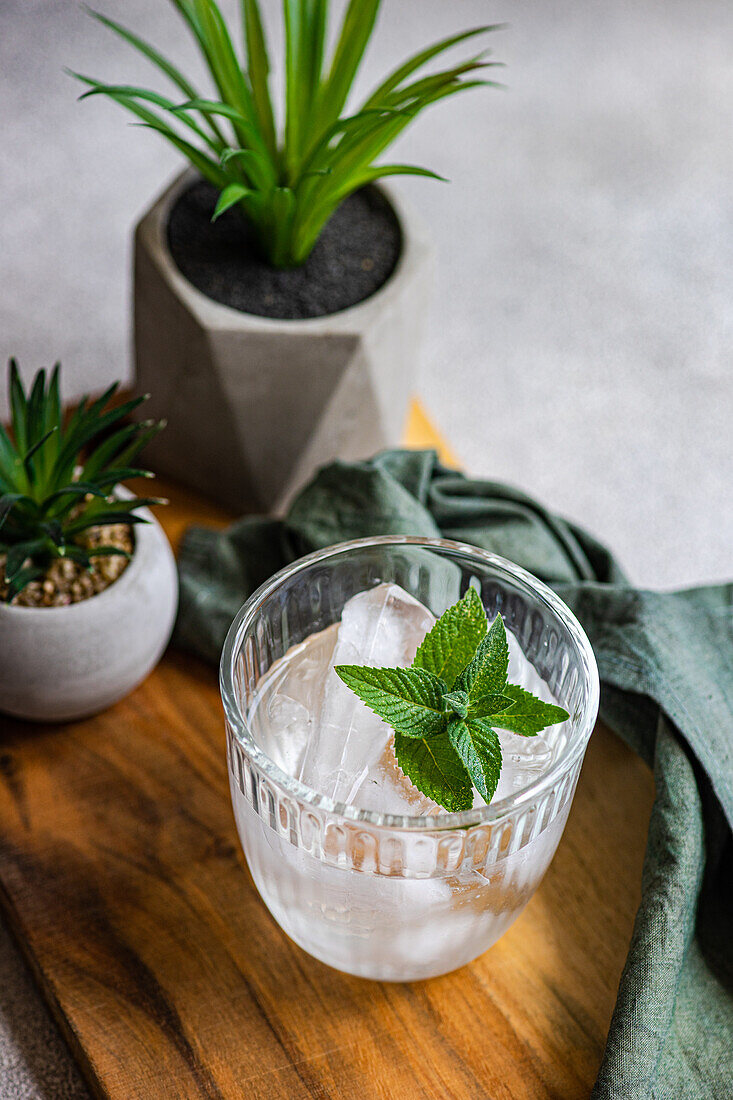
0;403;655;1100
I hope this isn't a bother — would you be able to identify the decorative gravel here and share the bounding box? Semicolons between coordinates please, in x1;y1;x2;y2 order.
0;525;133;607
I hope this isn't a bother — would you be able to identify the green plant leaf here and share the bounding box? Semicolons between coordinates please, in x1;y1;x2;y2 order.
334;163;448;195
457;612;509;701
363;25;501;108
34;362;62;484
0;424;19;492
268;187;297;267
241;0;277;158
83;379;120;421
169;0;208;53
81;494;164;515
334;665;448;738
447;718;502;803
220;147;273;189
110;422;164;472
134;122;230;191
387;77;496;127
38;519;63;546
77;82;224;153
26;368;47;447
283;0;329;175
212;182;251;221
174;99;272;164
50;393;148;490
318;0;381;130
70;74;232;191
0;493;26;532
443;689;469;719
4;565;45;602
84;6;227;148
83;546;133;561
468;691;512;719
394;731;473;813
4;539;48;584
80;419;162;481
86;467;152;488
412;586;487;687
489;684;569;736
46;363;62;433
78;422;141;479
191;0;257;132
86;8;200;101
296;105;404;179
64;512;153;535
8;359;28;458
316;70;491;198
383;55;494;111
315;105;409;179
57;544;92;567
316;163;449;218
294;107;431;247
23;427;58;481
41;483;109;511
305;0;328;110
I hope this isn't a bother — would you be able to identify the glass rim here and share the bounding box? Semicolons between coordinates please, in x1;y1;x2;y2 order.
220;536;599;832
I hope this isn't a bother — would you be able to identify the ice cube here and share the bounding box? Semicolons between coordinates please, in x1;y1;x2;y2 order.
250;624;337;777
298;583;435;804
352;735;444;816
263;695;311;776
507;629;552;701
338;581;435;668
493;731;553;801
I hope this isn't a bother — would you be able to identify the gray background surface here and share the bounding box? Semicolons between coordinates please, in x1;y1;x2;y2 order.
1;0;731;1095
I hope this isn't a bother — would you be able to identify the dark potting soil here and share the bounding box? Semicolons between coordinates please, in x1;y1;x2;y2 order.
167;178;402;320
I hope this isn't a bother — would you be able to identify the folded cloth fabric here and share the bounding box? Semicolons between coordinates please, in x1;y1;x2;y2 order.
175;449;733;1100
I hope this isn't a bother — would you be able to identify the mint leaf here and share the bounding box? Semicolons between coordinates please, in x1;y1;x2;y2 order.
443;689;469;719
394;731;473;812
334;665;448;739
457;612;509;701
412;586;487;687
447;718;502;803
490;683;569;736
469;692;512;719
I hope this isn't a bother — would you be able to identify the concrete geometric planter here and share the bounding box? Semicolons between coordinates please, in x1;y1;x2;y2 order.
0;493;178;723
134;169;433;513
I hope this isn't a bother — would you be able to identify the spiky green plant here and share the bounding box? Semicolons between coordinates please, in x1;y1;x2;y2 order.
0;361;164;602
71;1;503;268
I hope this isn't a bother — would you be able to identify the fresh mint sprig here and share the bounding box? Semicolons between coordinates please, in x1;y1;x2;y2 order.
335;587;569;812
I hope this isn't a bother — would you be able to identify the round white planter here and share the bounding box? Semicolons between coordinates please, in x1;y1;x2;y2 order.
133;169;433;514
0;495;178;722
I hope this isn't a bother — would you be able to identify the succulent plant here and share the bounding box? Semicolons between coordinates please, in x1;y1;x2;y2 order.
72;1;503;268
0;360;164;602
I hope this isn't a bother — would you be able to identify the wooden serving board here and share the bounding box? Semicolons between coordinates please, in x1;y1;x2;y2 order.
0;401;655;1100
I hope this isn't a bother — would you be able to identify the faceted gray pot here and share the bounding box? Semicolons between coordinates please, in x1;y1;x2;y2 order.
133;169;433;513
0;493;178;723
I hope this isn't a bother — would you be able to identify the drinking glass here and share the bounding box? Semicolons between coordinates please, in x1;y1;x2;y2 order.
221;537;599;981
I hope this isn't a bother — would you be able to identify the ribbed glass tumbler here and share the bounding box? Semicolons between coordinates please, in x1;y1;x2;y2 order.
221;537;599;981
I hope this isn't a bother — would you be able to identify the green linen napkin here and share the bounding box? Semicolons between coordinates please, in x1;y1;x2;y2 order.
175;449;733;1100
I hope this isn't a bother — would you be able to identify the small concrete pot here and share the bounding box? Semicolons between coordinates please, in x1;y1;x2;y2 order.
0;494;178;723
134;170;432;513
